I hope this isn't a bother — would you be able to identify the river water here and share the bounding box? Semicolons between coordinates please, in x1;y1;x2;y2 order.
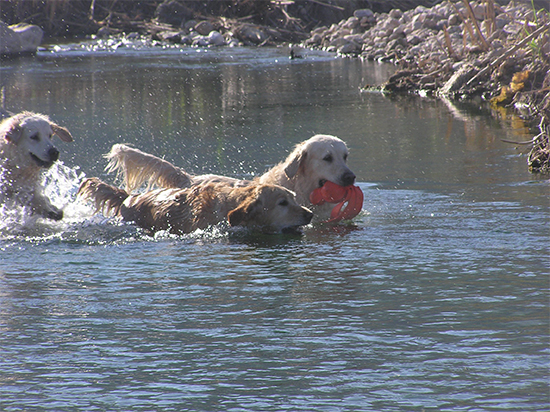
0;40;548;411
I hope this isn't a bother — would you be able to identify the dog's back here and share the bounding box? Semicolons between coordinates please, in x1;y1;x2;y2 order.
78;177;199;234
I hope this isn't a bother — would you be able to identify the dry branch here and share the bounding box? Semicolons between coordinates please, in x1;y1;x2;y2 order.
467;22;550;86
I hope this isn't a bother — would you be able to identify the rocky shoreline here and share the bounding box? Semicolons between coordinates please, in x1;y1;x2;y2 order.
302;1;549;173
1;0;548;173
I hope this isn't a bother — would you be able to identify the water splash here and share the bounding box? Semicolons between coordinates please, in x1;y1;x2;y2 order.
0;162;86;239
0;162;247;244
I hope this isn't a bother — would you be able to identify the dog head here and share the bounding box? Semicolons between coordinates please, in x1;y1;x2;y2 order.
227;184;313;234
1;111;73;169
283;134;356;189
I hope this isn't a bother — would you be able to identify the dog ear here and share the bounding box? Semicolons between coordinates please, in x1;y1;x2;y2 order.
51;123;73;142
227;198;262;227
2;119;23;144
284;147;306;179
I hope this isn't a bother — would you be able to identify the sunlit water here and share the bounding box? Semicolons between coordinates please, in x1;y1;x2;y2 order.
0;40;548;411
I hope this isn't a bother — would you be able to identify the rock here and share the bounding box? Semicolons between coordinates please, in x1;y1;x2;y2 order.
156;30;183;43
96;26;113;38
354;9;374;20
207;31;225;46
182;20;197;33
305;32;323;46
380;17;400;36
194;21;214;36
422;14;443;30
234;24;268;45
180;34;194;45
155;0;190;26
329;37;351;48
389;25;405;40
440;63;478;96
407;34;423;45
447;14;460;26
385;38;405;51
342;17;360;31
411;13;425;30
311;26;328;35
472;4;486;21
192;37;209;47
389;9;403;20
0;22;43;55
339;41;361;54
226;38;239;47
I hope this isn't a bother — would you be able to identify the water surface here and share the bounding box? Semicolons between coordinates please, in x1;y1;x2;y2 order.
0;41;548;411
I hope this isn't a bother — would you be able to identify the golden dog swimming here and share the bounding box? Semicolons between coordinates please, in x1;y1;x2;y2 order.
104;134;357;220
78;177;313;235
0;111;73;220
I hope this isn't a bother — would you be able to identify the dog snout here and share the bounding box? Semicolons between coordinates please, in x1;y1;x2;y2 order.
48;147;60;162
341;170;356;186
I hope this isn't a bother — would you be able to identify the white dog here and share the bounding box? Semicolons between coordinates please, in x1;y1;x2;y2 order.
0;111;73;220
105;134;356;220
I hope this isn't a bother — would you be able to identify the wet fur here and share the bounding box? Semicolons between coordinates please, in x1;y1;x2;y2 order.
78;177;313;235
105;135;356;220
0;111;73;220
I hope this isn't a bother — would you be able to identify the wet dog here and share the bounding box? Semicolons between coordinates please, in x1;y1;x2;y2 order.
0;111;73;220
78;177;313;235
105;134;356;220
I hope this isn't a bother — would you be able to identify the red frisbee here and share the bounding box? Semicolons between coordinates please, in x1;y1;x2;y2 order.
309;181;364;222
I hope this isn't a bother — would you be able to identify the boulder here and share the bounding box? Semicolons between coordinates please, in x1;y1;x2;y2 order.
354;9;374;20
234;24;268;45
155;30;183;43
155;0;191;26
0;22;43;55
207;31;225;46
440;63;478;96
194;21;215;36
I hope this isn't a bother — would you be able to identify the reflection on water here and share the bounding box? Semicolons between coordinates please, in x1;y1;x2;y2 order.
0;44;548;411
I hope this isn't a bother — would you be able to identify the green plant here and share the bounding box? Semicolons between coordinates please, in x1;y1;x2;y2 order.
524;0;548;60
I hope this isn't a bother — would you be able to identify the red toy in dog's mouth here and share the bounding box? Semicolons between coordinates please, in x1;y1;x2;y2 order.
309;181;364;222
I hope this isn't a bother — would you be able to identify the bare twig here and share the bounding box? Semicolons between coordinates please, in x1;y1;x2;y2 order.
89;0;96;20
501;136;539;145
461;0;490;50
451;2;478;50
485;0;496;37
443;25;457;58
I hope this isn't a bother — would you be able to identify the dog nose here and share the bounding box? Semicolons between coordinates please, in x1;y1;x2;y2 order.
48;147;59;162
341;171;356;186
304;209;314;223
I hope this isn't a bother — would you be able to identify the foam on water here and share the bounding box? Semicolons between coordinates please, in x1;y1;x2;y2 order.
0;162;102;241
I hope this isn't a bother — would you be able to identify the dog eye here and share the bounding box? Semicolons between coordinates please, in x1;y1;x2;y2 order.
30;134;40;141
344;153;348;161
278;199;289;206
323;154;333;162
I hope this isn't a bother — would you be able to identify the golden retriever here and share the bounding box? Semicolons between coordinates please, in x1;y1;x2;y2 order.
78;177;313;235
105;134;356;220
0;111;73;220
